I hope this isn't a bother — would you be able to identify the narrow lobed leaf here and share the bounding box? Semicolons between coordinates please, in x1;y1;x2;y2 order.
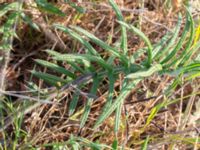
109;0;128;55
70;25;129;67
35;59;76;79
118;21;153;67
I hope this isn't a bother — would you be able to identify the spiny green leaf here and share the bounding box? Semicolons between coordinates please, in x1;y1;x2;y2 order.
118;21;153;66
0;2;18;17
155;13;182;60
80;77;99;128
31;70;67;87
94;79;141;128
161;12;190;64
109;0;128;55
152;32;172;58
69;93;79;116
20;12;40;31
35;59;76;79
102;74;116;113
126;64;162;79
178;7;195;66
47;51;112;71
166;8;195;67
53;24;99;56
46;50;90;73
70;25;129;67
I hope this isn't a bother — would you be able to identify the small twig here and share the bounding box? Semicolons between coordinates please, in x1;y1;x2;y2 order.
69;84;97;99
12;51;37;71
93;15;106;33
125;96;158;105
142;16;173;32
0;89;58;104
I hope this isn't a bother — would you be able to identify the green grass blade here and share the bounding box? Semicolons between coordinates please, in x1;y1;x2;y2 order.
109;0;128;55
48;52;112;71
112;139;118;150
75;137;111;149
182;62;200;73
178;17;195;66
144;102;165;128
20;12;40;31
154;13;182;60
164;77;182;96
118;21;153;66
64;0;85;13
35;59;76;79
152;32;172;58
164;62;200;77
70;25;128;67
53;24;99;56
69;93;79;116
114;101;122;133
35;0;65;16
141;136;150;150
177;7;195;66
166;8;195;67
80;77;99;128
131;31;171;63
0;2;18;17
31;70;67;87
102;74;116;113
46;50;95;73
161;12;190;64
190;41;200;63
94;79;141;128
68;61;86;74
186;72;200;80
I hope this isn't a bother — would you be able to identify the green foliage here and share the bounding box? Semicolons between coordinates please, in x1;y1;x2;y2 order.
64;0;85;13
0;0;82;52
111;139;118;150
35;0;65;16
32;3;200;136
0;0;200;149
141;136;150;150
0;2;19;17
118;21;153;66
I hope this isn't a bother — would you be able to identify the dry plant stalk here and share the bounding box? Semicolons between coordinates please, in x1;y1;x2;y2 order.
0;52;10;96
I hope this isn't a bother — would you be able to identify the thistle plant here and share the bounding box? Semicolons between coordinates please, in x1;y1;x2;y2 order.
32;1;200;132
0;0;199;149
